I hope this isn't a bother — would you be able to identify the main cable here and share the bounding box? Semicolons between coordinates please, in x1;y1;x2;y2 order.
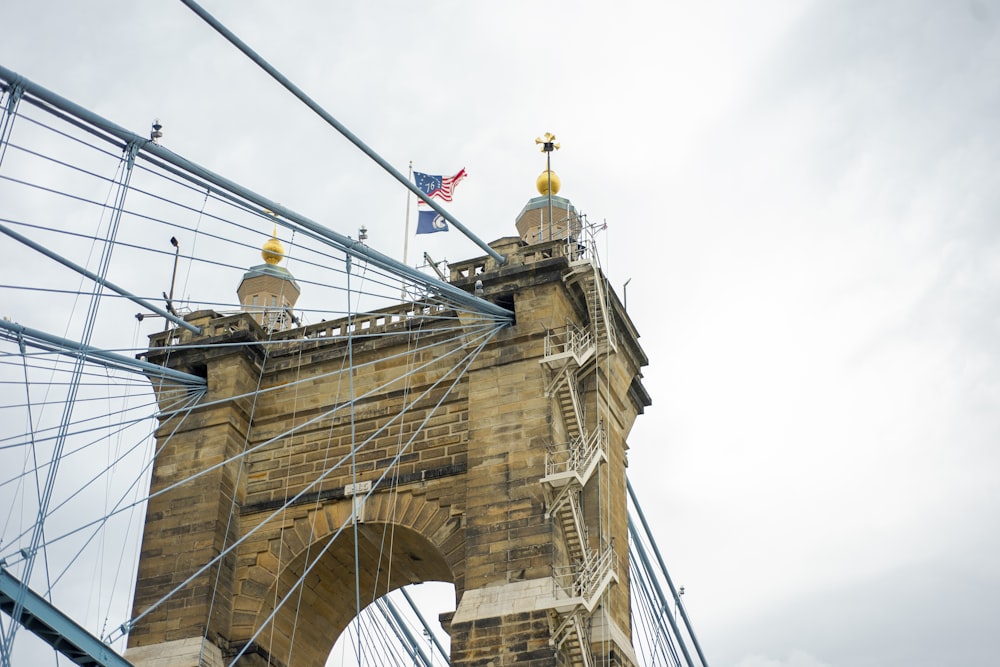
176;0;506;266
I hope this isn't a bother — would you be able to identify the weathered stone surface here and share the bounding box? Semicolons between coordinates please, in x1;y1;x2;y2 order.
124;637;224;667
130;227;647;666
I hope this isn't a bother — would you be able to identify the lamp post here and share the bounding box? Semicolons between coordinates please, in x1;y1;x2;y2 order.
163;236;180;330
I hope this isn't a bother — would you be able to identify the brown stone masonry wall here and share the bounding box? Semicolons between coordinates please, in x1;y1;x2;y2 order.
130;235;649;667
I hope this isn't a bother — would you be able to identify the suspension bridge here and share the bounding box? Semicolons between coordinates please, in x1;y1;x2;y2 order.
0;5;708;666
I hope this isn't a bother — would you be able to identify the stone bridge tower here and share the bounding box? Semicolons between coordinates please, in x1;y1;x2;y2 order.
124;185;650;666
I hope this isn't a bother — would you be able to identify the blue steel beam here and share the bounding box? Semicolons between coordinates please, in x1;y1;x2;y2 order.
0;66;514;323
0;567;134;667
0;319;207;388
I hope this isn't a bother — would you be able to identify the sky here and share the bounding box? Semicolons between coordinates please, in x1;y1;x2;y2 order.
2;1;1000;666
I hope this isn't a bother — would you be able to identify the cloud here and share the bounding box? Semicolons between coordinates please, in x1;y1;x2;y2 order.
734;650;833;667
3;1;1000;666
708;539;1000;667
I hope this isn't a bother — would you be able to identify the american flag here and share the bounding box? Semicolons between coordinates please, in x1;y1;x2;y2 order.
414;168;467;203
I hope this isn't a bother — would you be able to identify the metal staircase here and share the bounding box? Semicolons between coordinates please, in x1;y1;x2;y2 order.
564;264;618;355
550;610;592;667
542;426;608;569
548;543;620;667
553;375;584;442
539;264;621;665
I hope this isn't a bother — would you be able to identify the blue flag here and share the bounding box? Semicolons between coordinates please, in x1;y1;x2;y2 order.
417;210;449;234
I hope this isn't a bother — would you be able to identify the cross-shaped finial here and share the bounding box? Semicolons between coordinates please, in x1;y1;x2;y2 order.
535;132;560;153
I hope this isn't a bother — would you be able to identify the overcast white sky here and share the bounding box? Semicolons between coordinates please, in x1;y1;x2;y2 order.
3;1;999;665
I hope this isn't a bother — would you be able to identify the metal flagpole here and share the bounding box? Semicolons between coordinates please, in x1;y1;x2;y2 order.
546;148;552;242
403;160;412;267
402;161;413;301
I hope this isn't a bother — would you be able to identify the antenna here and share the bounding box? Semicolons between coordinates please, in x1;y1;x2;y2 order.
150;118;163;143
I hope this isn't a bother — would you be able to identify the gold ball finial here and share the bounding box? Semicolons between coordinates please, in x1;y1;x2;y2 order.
536;169;561;195
261;224;285;265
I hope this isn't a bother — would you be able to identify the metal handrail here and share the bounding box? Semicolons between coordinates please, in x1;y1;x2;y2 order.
552;543;619;604
543;321;594;360
544;422;607;478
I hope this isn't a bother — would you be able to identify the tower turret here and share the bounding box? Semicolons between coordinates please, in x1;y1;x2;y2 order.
237;226;300;332
516;132;582;244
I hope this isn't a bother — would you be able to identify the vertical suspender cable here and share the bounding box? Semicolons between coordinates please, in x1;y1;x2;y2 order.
2;141;139;662
346;255;364;662
0;65;513;323
0;80;25;170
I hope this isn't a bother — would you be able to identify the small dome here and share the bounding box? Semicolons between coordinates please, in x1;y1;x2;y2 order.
536;169;561;196
261;227;285;265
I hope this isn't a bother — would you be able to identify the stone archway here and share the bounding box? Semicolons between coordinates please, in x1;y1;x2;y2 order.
231;490;463;667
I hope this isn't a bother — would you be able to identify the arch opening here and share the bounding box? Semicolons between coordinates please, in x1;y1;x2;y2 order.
245;520;456;667
327;580;455;666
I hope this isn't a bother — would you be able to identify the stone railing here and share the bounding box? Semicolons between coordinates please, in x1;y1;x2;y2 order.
148;311;245;349
293;302;450;342
449;236;591;282
148;301;453;350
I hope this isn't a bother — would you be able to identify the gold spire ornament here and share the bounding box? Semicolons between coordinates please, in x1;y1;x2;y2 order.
536;169;561;196
261;224;285;265
534;132;561;240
